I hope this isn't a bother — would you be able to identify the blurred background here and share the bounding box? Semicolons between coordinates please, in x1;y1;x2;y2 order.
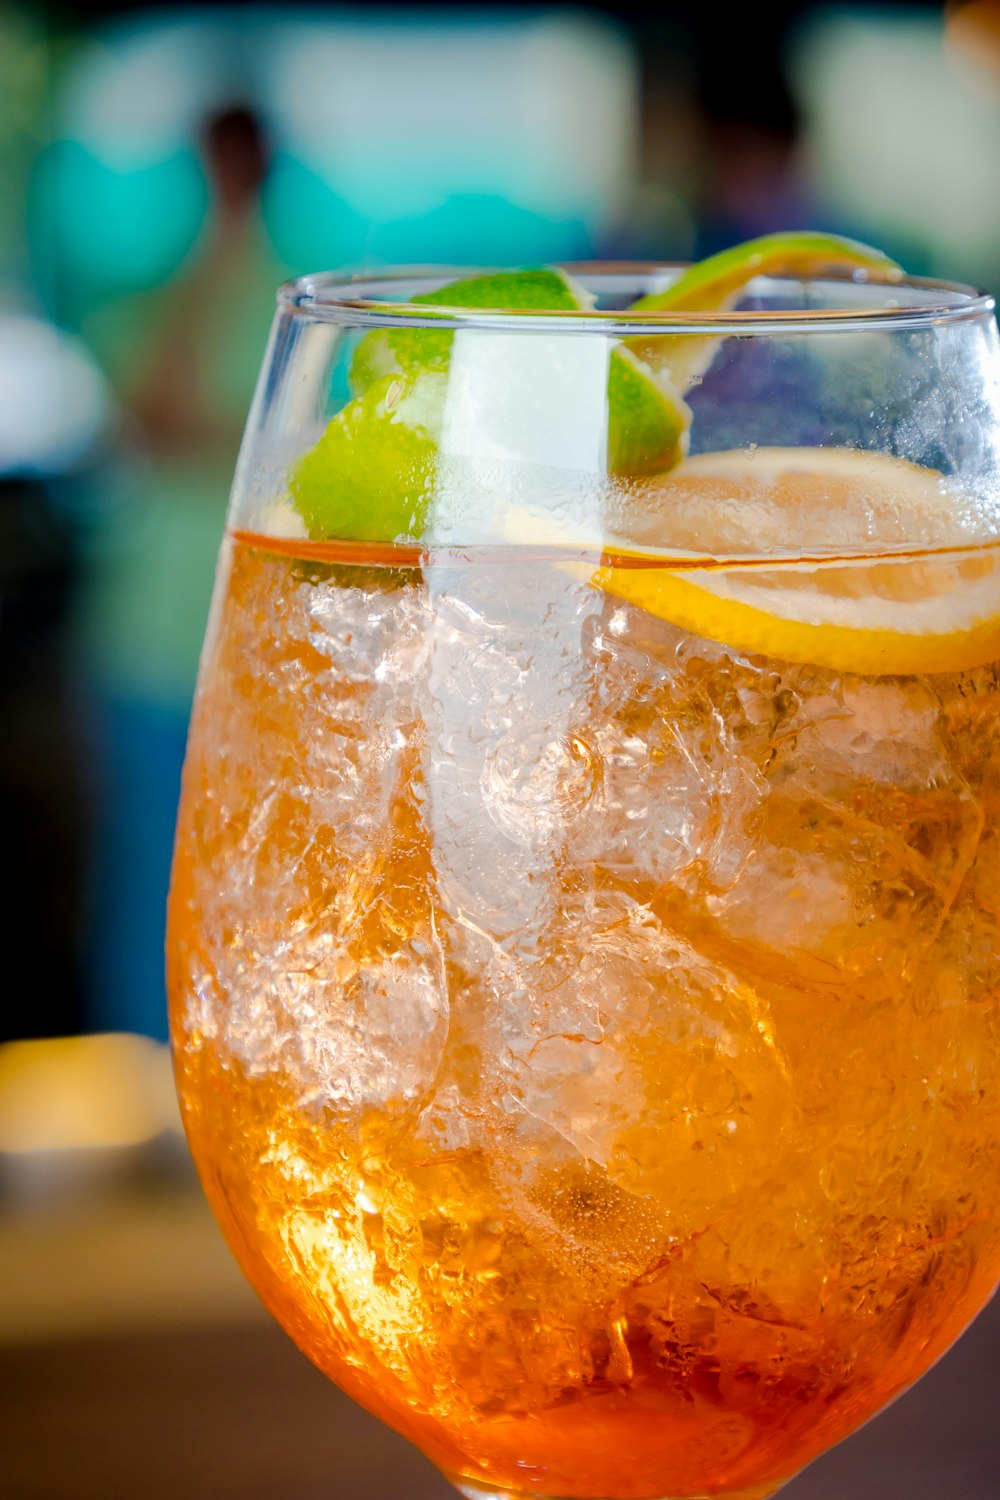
2;1;1000;1495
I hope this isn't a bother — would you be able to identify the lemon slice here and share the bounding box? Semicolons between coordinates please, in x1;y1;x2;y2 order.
608;446;968;558
594;547;1000;676
509;446;1000;677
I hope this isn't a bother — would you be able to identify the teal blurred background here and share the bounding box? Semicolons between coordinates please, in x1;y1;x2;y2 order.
2;5;1000;1497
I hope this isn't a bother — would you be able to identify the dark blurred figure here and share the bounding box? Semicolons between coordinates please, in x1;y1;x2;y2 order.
0;473;87;1039
130;105;272;452
637;1;822;257
0;317;116;1041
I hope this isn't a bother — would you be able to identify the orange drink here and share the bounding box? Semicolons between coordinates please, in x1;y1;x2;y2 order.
168;253;1000;1498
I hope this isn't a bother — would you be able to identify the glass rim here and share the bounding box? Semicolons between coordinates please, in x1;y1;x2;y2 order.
277;262;995;336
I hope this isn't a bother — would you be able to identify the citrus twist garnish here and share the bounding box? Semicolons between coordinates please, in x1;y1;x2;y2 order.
627;231;902;386
507;447;1000;677
630;231;901;316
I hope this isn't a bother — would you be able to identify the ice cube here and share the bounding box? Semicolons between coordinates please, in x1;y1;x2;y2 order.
653;670;986;1001
422;557;603;938
180;559;446;1121
563;604;767;894
431;329;611;543
485;893;792;1237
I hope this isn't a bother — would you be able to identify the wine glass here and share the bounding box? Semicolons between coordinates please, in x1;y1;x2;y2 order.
168;263;1000;1500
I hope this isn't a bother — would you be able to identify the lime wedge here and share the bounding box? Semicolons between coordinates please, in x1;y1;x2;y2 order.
292;268;688;541
292;372;445;543
607;345;686;476
350;268;586;396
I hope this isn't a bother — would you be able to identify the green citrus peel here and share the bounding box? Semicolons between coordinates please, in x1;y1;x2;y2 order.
630;231;901;316
290;234;903;542
348;268;583;395
627;231;902;383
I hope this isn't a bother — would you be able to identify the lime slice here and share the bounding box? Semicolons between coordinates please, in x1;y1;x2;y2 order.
292;268;688;541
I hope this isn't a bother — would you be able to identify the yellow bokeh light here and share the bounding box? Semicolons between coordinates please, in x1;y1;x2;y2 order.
0;1033;181;1153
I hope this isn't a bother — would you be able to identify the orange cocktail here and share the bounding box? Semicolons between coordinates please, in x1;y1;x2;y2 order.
168;249;1000;1499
